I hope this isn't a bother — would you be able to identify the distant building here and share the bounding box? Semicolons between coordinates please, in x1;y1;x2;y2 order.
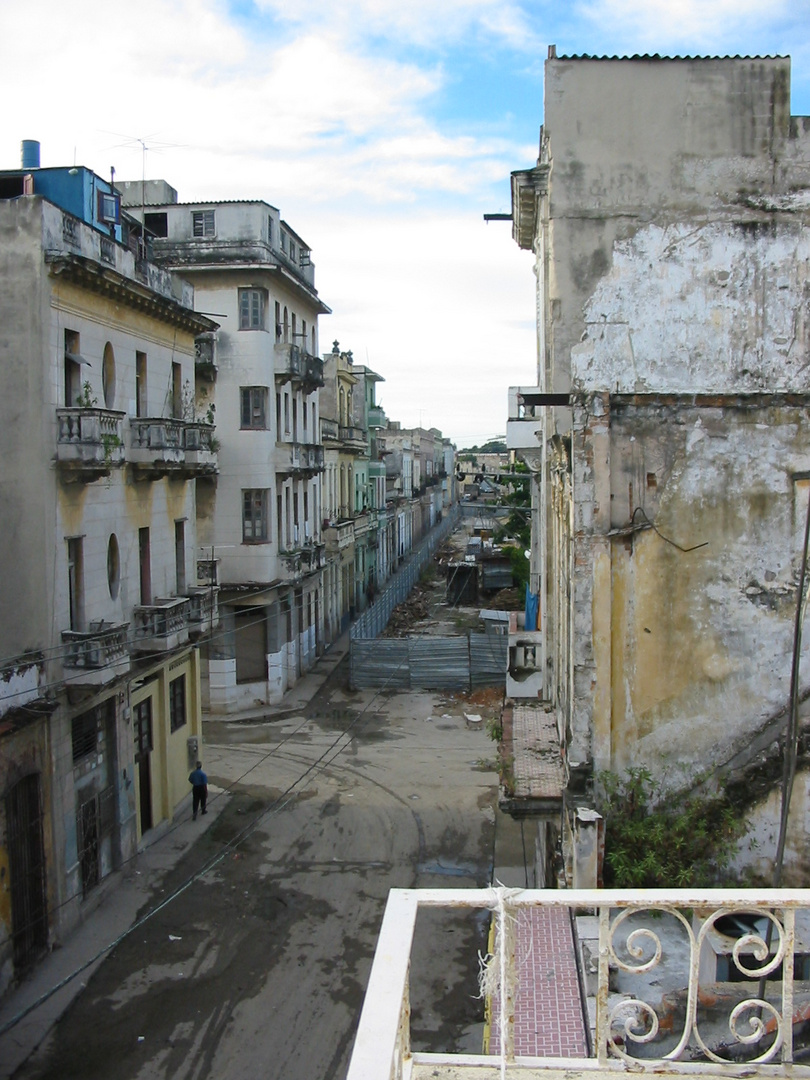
120;181;331;710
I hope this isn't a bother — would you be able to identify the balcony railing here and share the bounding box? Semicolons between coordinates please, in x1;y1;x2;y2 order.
276;442;325;475
348;888;810;1080
367;405;386;429
321;417;340;442
131;597;190;653
324;521;355;551
275;345;324;389
128;419;217;478
340;424;368;449
62;621;130;685
185;587;219;637
55;408;126;480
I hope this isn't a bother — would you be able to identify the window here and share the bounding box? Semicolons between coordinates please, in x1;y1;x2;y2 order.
72;709;99;763
192;209;215;237
172;362;183;419
289;239;297;263
239;288;265;331
97;191;121;224
242;489;269;542
240;387;268;429
64;329;82;406
169;675;186;732
144;212;168;238
275;301;281;342
267;215;273;245
135;351;147;417
67;537;84;631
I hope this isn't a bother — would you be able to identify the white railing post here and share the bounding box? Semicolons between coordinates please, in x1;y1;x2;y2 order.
347;889;419;1080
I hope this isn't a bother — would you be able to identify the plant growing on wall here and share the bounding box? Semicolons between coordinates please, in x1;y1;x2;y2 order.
598;768;746;888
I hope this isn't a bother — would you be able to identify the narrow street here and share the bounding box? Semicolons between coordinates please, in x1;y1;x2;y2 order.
11;658;502;1080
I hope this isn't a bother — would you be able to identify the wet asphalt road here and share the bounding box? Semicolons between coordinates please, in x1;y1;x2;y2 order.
14;666;499;1080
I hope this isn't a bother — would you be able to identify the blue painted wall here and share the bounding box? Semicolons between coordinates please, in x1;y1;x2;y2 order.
1;166;123;242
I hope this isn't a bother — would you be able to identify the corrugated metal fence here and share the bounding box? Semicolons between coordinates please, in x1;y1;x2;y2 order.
351;505;461;641
349;503;507;691
350;633;507;690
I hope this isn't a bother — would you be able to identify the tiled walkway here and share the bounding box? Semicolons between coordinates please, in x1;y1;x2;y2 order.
488;905;588;1058
511;705;565;799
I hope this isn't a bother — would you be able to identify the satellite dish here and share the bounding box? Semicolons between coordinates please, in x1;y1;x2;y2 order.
524;550;531;560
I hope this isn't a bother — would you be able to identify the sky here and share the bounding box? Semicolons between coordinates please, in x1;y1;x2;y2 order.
2;1;809;447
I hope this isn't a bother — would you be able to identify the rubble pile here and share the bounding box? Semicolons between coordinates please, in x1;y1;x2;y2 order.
382;590;431;636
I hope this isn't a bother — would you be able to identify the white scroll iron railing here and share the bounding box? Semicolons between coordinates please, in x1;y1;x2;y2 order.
346;888;810;1080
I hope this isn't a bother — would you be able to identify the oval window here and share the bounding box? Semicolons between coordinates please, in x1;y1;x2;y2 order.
102;343;116;409
107;534;120;599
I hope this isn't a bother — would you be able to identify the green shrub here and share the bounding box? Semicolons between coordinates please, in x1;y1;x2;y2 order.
598;767;745;888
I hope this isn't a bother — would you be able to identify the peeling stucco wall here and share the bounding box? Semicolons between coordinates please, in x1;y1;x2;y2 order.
533;57;810;841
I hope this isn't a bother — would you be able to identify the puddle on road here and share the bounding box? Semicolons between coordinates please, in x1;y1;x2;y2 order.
417;859;480;879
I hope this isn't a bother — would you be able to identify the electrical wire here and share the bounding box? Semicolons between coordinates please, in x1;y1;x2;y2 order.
0;648;411;1039
4;511;464;970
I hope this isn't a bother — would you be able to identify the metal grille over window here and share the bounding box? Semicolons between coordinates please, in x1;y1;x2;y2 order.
71;710;98;763
192;209;215;238
169;674;187;732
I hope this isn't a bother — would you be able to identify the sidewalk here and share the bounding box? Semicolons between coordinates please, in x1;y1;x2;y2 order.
0;791;229;1080
0;635;351;1079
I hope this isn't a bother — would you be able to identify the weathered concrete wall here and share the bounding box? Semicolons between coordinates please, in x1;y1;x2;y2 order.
593;398;810;784
532;57;810;851
542;56;810;395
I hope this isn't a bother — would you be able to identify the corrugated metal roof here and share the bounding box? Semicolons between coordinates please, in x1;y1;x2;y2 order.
555;53;788;61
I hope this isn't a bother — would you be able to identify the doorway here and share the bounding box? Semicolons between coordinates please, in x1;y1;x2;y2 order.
6;774;48;971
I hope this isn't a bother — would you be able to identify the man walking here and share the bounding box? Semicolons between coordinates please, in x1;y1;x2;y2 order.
189;760;208;820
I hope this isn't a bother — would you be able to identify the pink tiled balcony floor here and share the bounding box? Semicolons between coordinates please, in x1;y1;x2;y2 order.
488;905;588;1058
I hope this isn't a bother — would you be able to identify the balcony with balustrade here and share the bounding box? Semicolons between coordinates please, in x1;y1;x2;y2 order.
368;405;387;429
61;621;130;685
275;344;324;389
55;408;126;482
348;887;810;1080
128;419;217;479
275;441;325;477
324;520;355;552
185;587;220;638
339;423;368;451
131;597;190;653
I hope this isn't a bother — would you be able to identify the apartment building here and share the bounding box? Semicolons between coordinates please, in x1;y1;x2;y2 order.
506;53;810;881
120;182;331;711
0;149;216;988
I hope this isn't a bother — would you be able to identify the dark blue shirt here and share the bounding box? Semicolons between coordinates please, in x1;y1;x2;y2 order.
189;768;207;787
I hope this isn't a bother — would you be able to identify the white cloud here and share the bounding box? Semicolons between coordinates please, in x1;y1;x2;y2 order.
255;0;542;52
575;0;794;50
309;211;537;442
1;0;538;444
